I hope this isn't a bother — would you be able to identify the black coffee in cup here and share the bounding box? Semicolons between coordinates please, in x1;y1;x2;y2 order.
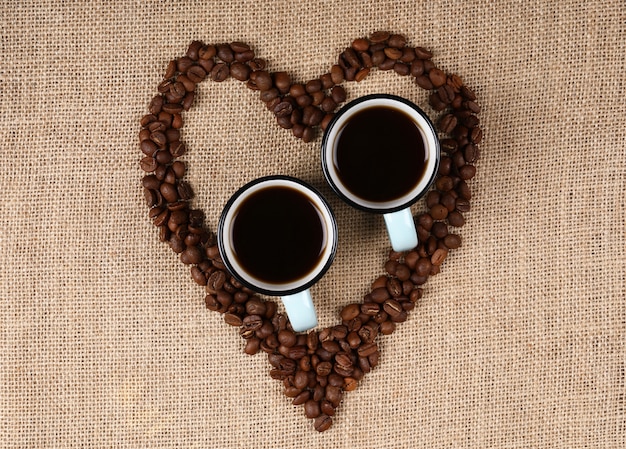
231;185;326;284
333;105;427;203
321;94;440;252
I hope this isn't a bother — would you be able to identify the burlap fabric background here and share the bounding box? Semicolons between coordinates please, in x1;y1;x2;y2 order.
1;1;624;447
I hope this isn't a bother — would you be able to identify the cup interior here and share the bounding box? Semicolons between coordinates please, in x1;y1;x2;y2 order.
218;176;337;296
321;94;440;213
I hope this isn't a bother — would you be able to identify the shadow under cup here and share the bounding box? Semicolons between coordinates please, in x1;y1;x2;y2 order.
217;176;337;332
321;94;440;252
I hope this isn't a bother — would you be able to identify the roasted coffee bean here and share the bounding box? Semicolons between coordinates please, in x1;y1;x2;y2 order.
163;102;184;114
301;126;316;142
321;340;340;354
384;47;403;60
304;399;321;418
344;66;357;81
354;67;369;81
438;156;452;176
394;62;410;76
378;58;396;71
307;330;319;351
273;100;293;117
401;47;416;63
311;91;325;106
255;320;274;340
149;95;163;114
206;270;226;294
318;401;336;417
443;233;462;249
290;390;309;406
369;49;384;66
357;342;378;357
287;345;307;360
230;62;250;81
380;320;396;335
454;197;470;213
463;144;479;163
320;96;337;113
305;78;322;93
196;44;215;60
410;59;425;77
325;385;342;407
342;47;361;68
395;263;411;281
148;121;166;133
370;30;390;43
140;157;158;173
431;248;448;266
314;414;332;432
318;327;333;343
293;370;309;390
216;289;233;308
210;63;229;82
340;303;360;322
140;113;158;128
386;278;403;297
459;164;477;180
432;221;449;239
351;38;370;51
327;65;343;85
214;44;233;63
331;325;348;340
448;210;465;227
176;57;194;74
361;302;380;316
252;70;273;91
143;188;158;207
416;75;434;90
316;361;332;377
164;59;178;78
278;329;297;347
223;312;243;326
186;65;206;83
439;114;458;134
276;115;293;129
159;182;178;203
294;94;312;108
436;175;455;192
176;76;195;94
243;337;260;355
176;181;193;200
205;294;219;311
388;34;407;48
301;105;324;126
357;323;378;343
383;299;403;317
346;331;361;348
243;297;264;316
371;287;390;303
272;71;290;93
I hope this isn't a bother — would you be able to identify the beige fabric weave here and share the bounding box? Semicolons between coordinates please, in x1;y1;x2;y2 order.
1;1;624;447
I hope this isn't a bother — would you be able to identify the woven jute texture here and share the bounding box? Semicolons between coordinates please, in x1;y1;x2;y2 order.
1;0;624;447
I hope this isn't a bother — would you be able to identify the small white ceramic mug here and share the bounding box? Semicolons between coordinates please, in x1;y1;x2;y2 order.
217;175;337;332
321;94;440;252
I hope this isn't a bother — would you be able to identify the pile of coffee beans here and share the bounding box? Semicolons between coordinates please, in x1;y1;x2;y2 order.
139;32;481;431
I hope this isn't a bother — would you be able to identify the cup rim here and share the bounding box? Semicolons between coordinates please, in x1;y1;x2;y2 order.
321;93;440;214
217;175;338;297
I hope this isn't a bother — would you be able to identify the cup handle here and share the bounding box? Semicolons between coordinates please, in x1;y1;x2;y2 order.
383;208;419;252
281;289;318;332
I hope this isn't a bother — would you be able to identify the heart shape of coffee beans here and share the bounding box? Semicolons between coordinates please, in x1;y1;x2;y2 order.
139;32;482;431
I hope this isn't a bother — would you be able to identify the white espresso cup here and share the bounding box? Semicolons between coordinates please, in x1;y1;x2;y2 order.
321;94;440;252
217;175;337;332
